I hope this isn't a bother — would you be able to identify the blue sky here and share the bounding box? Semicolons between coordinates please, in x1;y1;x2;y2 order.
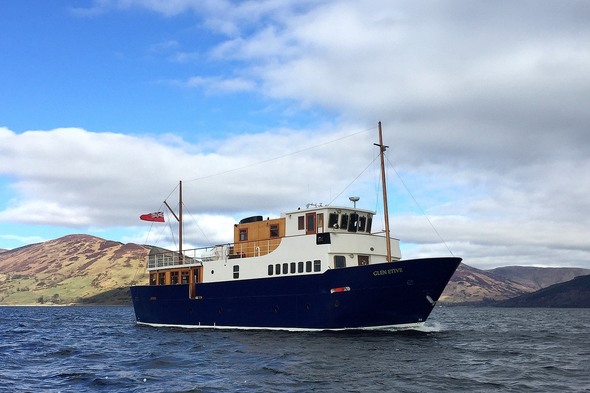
2;0;590;269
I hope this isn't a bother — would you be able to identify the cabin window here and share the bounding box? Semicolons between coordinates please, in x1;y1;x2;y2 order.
290;262;296;274
233;265;239;279
282;263;289;274
367;216;373;233
328;213;339;229
181;271;189;284
171;271;179;285
268;265;274;276
158;272;165;285
298;216;305;230
270;224;279;238
239;229;248;241
314;260;321;272
317;213;324;233
358;216;367;232
340;214;349;230
275;264;281;275
298;261;304;273
334;255;346;268
150;273;157;285
306;261;312;272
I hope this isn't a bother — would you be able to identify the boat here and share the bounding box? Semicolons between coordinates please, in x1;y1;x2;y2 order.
130;123;461;330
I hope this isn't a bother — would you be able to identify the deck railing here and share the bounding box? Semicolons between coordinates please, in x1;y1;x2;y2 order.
147;238;282;269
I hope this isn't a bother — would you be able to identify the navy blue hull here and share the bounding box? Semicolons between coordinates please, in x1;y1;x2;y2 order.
130;257;461;330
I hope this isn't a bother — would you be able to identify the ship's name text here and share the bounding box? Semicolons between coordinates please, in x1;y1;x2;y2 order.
373;267;403;276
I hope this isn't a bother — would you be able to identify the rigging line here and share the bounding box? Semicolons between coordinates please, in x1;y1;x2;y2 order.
328;155;379;206
184;127;374;183
183;204;212;247
385;156;455;257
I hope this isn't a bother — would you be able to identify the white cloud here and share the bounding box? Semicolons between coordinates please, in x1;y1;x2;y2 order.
11;1;590;269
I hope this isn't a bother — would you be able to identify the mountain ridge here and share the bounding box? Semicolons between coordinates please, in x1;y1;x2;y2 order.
1;235;589;306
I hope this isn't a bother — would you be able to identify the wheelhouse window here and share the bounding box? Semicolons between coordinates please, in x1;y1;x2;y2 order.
358;216;367;232
340;214;349;230
366;216;373;232
239;229;248;241
328;213;339;229
270;224;279;238
348;213;359;232
298;216;305;230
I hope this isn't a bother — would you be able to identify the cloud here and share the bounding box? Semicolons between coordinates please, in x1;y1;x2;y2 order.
9;1;590;269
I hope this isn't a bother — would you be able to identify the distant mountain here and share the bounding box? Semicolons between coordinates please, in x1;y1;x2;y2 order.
440;264;590;305
0;234;149;305
440;263;533;304
2;234;589;306
487;266;590;291
496;274;590;308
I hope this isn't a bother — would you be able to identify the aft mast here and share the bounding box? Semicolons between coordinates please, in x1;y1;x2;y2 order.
375;122;392;262
163;180;184;264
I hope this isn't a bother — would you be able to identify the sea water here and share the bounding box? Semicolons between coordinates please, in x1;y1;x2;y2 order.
0;306;588;392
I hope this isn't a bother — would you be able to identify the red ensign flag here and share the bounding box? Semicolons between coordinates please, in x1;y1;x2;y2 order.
140;212;165;222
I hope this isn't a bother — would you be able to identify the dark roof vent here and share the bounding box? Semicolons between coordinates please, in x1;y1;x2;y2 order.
239;215;263;224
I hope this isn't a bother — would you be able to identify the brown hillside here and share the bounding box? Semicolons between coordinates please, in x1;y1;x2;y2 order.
440;263;535;304
0;234;149;305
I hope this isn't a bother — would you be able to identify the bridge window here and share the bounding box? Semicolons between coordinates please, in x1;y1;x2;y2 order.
340;214;349;230
367;216;373;232
298;216;305;230
328;213;339;229
348;213;359;232
358;216;367;232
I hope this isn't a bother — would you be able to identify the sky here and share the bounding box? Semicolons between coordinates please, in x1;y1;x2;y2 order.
1;0;590;270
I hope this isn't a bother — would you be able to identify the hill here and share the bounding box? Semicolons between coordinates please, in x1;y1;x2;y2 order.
0;234;149;305
2;234;589;306
440;264;590;305
495;274;590;308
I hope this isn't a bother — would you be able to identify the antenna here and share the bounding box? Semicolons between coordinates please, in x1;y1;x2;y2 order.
349;196;360;208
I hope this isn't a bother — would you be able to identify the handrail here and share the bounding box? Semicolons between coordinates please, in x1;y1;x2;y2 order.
147;238;282;269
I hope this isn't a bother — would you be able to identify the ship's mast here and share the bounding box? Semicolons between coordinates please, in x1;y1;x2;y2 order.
375;122;392;262
178;180;183;263
163;180;183;264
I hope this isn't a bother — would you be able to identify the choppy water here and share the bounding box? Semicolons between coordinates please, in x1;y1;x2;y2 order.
0;306;589;392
